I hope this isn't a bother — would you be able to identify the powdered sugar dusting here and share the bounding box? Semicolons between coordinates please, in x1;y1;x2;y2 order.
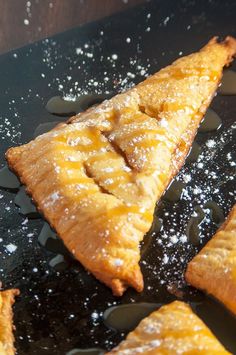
40;36;151;98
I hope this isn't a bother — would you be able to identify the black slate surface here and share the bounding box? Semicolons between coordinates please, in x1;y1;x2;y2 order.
0;0;236;354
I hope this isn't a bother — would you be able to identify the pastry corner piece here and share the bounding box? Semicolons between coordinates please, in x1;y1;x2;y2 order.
6;36;236;296
0;288;19;355
107;300;231;354
186;204;236;315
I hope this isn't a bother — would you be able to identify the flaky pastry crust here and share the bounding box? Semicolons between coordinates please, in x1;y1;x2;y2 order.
6;37;236;295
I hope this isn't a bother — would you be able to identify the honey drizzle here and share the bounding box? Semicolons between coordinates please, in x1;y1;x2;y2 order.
59;161;83;169
170;67;219;81
52;127;140;206
107;205;153;223
121;128;164;143
61;176;94;185
56;127;108;153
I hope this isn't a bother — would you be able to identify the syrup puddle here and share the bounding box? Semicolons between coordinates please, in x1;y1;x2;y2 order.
186;201;224;245
46;94;111;116
142;216;162;255
38;222;73;270
186;206;205;246
14;186;40;218
103;303;159;331
141;233;153;256
199;108;222;132
186;142;201;163
163;180;186;202
0;165;20;190
204;200;225;226
33;121;61;138
49;254;68;271
219;70;236;95
149;215;163;234
38;222;68;255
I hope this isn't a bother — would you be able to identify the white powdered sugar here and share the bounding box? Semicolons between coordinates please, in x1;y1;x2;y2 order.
5;243;17;254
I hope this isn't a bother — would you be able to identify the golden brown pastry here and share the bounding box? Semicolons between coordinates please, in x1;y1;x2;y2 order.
107;300;231;354
186;204;236;315
6;37;236;296
0;288;19;355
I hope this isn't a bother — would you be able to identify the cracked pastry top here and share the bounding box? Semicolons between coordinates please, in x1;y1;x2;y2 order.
6;36;236;296
186;204;236;315
0;288;19;355
107;301;231;354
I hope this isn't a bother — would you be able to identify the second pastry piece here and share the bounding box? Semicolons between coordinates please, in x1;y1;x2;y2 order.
107;301;231;354
186;204;236;315
6;37;236;296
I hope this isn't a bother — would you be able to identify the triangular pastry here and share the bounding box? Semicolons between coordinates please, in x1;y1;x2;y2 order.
0;288;19;355
6;37;236;295
186;204;236;315
107;301;231;354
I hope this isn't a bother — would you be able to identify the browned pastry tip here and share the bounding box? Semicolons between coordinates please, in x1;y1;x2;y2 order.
223;36;236;64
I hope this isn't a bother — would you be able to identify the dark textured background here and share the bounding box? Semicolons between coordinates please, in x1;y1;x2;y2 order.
0;0;145;54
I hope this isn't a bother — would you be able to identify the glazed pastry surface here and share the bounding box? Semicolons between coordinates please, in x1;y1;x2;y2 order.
6;37;236;295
